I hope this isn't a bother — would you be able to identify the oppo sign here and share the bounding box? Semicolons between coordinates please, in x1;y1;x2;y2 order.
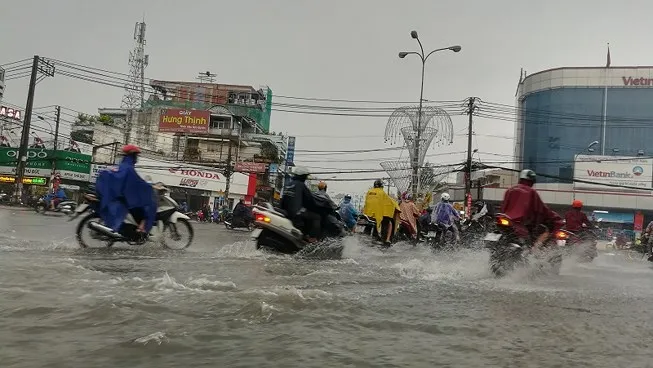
5;149;48;159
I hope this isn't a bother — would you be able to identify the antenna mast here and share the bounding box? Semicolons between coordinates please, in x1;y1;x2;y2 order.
121;21;149;109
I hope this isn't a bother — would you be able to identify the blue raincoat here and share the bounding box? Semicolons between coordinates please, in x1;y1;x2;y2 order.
339;197;359;229
95;155;157;233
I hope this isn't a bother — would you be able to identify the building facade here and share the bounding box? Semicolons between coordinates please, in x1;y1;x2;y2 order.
478;66;653;234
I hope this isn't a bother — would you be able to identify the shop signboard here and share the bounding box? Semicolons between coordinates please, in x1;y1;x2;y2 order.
0;175;48;185
135;157;250;195
0;148;92;181
574;155;653;192
234;161;267;173
285;136;296;166
54;150;92;182
89;164;114;182
159;108;210;134
0;147;52;176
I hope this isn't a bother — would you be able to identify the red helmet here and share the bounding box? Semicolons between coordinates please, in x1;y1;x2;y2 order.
122;144;141;155
572;199;583;209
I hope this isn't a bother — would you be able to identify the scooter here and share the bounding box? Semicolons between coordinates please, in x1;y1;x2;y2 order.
483;214;568;277
35;196;77;215
70;184;194;249
251;201;346;257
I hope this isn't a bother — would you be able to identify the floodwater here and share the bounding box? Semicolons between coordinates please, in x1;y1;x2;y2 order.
1;207;652;367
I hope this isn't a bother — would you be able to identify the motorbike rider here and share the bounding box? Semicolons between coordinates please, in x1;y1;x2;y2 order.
643;220;653;261
362;179;401;246
316;181;337;209
500;169;564;247
232;199;253;226
49;187;67;211
399;192;420;239
431;193;461;242
95;144;157;236
280;166;321;242
564;200;592;232
339;194;359;231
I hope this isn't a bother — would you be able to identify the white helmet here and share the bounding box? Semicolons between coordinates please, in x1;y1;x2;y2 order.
441;192;451;201
291;166;310;177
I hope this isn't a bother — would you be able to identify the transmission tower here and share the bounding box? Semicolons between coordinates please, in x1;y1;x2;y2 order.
121;21;149;109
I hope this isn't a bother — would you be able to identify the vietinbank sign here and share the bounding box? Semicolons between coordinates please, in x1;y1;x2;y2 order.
574;155;653;192
622;77;653;86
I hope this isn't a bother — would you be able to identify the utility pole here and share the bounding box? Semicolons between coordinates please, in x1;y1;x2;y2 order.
14;56;54;203
224;139;233;208
464;97;477;219
49;105;61;190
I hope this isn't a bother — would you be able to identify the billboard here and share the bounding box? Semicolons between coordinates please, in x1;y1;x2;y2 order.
159;108;210;133
286;136;296;166
574;155;653;192
234;161;267;173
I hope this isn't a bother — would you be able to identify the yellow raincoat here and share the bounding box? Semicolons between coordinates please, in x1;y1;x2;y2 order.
363;187;401;235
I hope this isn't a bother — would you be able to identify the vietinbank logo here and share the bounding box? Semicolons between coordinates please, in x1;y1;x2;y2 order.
586;166;643;178
622;77;653;86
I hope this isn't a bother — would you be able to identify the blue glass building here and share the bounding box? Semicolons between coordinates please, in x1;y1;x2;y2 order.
515;67;653;183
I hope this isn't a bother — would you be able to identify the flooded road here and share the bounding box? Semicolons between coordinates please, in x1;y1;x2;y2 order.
1;207;652;367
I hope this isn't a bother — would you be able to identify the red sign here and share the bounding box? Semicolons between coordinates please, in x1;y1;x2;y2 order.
168;168;220;180
622;77;653;86
634;211;644;232
159;108;210;133
234;162;268;173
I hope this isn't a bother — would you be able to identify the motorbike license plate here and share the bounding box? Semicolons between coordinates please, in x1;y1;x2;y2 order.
251;228;263;239
75;203;89;213
426;231;437;237
484;233;502;242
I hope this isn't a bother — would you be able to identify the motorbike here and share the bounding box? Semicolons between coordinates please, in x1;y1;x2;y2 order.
483;213;568;277
559;226;599;262
70;184;193;249
424;219;462;250
35;196;77;215
356;214;377;235
251;197;346;257
224;211;254;230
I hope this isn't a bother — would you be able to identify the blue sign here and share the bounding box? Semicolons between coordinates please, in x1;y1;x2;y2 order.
269;163;278;174
285;136;296;166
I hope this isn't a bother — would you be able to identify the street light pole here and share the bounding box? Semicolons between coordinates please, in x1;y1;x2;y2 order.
399;31;461;198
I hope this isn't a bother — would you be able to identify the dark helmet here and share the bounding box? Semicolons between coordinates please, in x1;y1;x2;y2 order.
344;194;352;200
519;169;536;183
373;179;384;188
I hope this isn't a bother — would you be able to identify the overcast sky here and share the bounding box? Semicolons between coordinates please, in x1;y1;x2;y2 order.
0;0;645;196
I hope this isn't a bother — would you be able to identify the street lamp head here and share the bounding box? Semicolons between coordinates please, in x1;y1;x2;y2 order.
410;30;418;39
449;45;462;53
38;116;44;120
398;52;409;58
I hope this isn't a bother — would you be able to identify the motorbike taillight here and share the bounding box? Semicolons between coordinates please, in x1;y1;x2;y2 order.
496;217;511;227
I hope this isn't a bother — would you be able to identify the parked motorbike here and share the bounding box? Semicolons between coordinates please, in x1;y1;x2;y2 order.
70;184;193;249
484;213;568;277
251;199;346;257
35;196;77;215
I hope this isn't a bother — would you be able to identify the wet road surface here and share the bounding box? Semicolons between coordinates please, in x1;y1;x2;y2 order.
1;207;652;367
